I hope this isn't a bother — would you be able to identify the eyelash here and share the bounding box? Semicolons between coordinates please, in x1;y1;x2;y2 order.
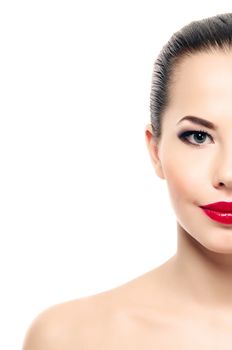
178;129;214;147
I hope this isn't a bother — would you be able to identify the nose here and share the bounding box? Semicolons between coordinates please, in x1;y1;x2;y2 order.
214;153;232;190
217;180;232;189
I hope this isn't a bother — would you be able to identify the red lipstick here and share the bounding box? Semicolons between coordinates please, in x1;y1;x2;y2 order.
199;201;232;225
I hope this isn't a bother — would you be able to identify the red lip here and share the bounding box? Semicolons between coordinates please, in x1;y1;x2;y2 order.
199;202;232;225
200;201;232;212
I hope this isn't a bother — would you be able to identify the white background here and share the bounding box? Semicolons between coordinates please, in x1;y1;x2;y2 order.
0;1;232;348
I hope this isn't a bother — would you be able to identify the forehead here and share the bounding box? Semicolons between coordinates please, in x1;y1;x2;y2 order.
169;51;232;112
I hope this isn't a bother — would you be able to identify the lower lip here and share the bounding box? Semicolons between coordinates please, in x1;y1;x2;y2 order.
200;208;232;224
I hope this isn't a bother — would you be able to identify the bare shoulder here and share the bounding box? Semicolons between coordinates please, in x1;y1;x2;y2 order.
22;284;145;350
22;293;113;349
22;304;61;350
22;284;138;350
22;260;176;349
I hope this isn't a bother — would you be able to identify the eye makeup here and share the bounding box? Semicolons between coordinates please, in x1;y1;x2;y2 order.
177;129;214;147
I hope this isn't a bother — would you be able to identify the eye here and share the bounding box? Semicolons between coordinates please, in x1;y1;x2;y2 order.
178;129;214;147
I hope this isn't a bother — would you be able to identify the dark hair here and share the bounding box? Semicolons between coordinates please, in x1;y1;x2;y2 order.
150;13;232;142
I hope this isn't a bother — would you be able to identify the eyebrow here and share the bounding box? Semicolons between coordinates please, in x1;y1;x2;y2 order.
176;116;217;130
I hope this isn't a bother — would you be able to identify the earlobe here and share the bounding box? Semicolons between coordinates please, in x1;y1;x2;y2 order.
145;124;165;180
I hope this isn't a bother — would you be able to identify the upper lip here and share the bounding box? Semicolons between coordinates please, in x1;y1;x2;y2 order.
200;201;232;212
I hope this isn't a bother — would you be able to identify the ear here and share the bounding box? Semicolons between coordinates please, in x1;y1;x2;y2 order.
145;124;165;179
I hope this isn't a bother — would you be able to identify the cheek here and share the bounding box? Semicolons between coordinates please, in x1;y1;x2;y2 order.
162;152;203;206
159;133;211;205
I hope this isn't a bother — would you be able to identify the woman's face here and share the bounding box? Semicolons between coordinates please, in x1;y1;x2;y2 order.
146;50;232;254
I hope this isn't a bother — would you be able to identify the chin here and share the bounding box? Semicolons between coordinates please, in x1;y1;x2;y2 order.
197;234;232;255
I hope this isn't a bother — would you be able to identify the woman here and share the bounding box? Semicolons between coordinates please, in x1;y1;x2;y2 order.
23;12;232;349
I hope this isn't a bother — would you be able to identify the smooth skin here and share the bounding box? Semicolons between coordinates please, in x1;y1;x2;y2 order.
23;50;232;349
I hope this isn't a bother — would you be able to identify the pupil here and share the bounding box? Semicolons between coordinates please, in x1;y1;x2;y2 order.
194;133;205;143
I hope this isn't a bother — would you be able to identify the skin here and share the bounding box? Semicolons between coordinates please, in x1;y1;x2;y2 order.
23;50;232;349
148;49;232;309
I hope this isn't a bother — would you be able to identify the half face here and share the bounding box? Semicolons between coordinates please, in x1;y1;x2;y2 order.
146;50;232;254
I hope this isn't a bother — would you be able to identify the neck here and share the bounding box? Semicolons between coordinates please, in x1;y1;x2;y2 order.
173;222;232;310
